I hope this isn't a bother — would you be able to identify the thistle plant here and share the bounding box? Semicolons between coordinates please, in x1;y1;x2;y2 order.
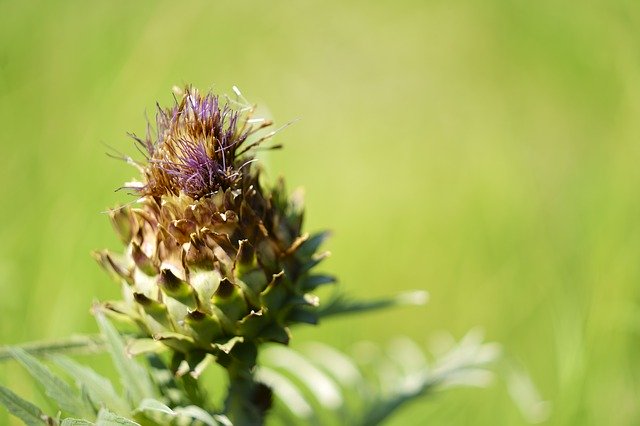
93;86;335;423
0;86;502;426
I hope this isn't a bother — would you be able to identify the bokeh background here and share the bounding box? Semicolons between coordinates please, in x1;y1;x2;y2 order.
1;0;640;424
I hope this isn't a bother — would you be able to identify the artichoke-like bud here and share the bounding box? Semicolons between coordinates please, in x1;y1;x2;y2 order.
94;86;333;365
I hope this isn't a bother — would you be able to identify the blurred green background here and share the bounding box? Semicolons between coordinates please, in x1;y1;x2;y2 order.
1;0;639;424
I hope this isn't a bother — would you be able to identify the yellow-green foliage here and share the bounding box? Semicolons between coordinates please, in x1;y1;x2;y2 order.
1;1;639;424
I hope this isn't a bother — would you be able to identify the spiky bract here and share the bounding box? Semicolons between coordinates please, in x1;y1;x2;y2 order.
95;87;333;363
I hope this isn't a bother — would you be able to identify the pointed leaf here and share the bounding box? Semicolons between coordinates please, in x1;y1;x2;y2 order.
318;291;428;319
173;406;220;426
254;367;312;419
95;309;155;404
134;398;174;415
8;348;91;417
0;384;51;426
134;399;220;425
299;274;336;292
295;231;331;259
262;346;342;409
302;343;362;386
0;335;105;362
61;419;93;426
50;355;130;415
95;408;139;426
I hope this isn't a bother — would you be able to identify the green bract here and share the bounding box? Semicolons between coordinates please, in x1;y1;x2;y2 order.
94;86;334;423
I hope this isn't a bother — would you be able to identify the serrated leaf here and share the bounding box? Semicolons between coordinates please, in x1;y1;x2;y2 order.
262;346;342;409
318;291;428;319
0;384;51;426
254;367;312;419
302;343;362;386
8;348;92;417
0;335;105;362
95;408;139;426
50;355;130;415
95;309;155;405
61;419;94;425
359;333;500;425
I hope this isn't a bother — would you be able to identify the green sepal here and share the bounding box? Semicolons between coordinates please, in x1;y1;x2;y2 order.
153;332;196;354
101;301;148;335
298;251;331;275
234;278;261;310
186;310;223;345
211;280;248;324
226;341;258;370
259;324;291;344
133;293;173;330
295;231;331;260
235;240;256;275
92;251;133;285
158;269;197;309
125;338;166;356
298;274;336;292
130;242;157;276
238;269;269;294
109;208;135;244
260;272;289;312
237;310;269;339
212;336;244;356
286;307;319;325
190;270;221;314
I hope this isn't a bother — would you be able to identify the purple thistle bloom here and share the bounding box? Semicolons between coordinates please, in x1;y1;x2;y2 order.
129;86;272;199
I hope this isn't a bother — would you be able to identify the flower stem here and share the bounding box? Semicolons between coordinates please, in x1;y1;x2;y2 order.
222;342;271;425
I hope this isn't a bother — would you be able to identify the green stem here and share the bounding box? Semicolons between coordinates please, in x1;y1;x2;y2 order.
222;342;270;425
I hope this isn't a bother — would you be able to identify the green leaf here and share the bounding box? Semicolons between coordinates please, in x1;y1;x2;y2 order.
318;291;428;319
134;399;221;425
134;398;174;415
299;274;336;292
173;406;221;426
94;308;156;405
8;347;92;417
0;384;51;426
254;367;312;419
96;408;139;426
0;335;105;362
262;346;342;410
50;354;130;415
61;419;94;425
359;331;500;425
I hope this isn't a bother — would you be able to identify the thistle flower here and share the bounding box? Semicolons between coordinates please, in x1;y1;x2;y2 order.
94;86;333;423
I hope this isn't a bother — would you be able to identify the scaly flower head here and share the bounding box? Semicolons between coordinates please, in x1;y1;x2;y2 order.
94;86;333;365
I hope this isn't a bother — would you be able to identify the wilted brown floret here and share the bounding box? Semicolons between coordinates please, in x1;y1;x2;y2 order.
129;86;273;199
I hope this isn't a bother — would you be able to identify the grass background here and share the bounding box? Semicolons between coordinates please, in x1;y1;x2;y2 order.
1;0;640;424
